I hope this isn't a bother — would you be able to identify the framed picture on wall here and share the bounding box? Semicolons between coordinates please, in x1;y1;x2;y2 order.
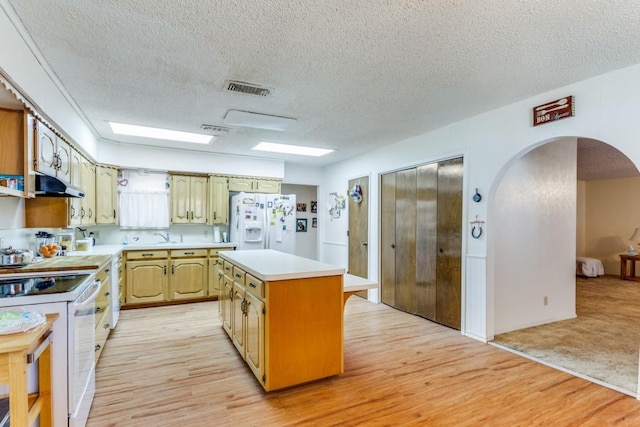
297;218;307;232
312;218;317;228
297;203;307;212
310;201;317;213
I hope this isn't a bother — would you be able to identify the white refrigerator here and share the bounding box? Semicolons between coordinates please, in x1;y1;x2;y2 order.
230;192;297;254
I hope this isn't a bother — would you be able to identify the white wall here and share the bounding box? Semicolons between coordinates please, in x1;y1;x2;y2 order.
282;184;318;260
492;139;577;334
321;63;640;341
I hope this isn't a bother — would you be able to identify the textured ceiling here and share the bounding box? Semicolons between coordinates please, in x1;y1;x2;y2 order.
3;0;640;168
577;139;638;181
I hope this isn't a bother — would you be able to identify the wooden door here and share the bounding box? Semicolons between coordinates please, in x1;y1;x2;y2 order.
208;257;222;296
380;172;396;306
190;176;208;224
210;175;229;224
35;121;57;176
228;177;253;192
232;282;246;356
394;168;417;314
69;149;83;225
348;176;369;298
255;179;281;194
416;163;438;319
245;291;265;384
96;165;117;224
171;175;191;224
171;258;207;300
56;138;72;183
436;158;463;329
126;260;167;304
221;274;233;335
80;158;96;225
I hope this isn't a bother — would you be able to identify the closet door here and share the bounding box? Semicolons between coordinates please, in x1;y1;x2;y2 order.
436;158;463;329
416;163;438;319
380;172;396;306
394;168;417;314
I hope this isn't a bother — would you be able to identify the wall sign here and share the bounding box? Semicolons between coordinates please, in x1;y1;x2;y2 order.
532;96;574;126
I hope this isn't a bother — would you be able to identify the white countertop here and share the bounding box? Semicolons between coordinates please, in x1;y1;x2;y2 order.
65;242;236;257
219;249;345;281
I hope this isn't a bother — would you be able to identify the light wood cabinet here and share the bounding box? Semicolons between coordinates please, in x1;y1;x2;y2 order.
68;148;83;225
220;268;233;335
0;109;33;198
208;247;232;297
80;156;96;225
209;175;229;224
125;252;168;304
95;264;112;362
170;249;207;300
96;164;118;224
34;119;72;183
228;176;281;193
170;174;208;224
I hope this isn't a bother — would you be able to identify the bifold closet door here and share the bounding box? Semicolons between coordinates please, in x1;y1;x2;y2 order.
415;163;438;319
380;172;396;306
436;158;463;329
394;169;417;313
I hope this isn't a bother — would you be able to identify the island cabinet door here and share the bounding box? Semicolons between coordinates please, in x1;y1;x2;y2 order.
126;260;168;304
221;275;233;336
245;291;265;384
170;258;207;300
231;282;246;355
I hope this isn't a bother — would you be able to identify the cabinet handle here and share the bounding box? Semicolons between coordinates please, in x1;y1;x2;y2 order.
80;207;85;218
95;344;101;352
184;251;195;255
235;273;241;278
214;212;217;220
172;265;175;274
186;210;189;220
391;243;396;249
105;291;110;296
248;282;257;289
142;253;153;257
164;265;167;274
96;307;102;313
71;206;76;217
88;208;93;219
229;289;233;301
113;209;116;219
104;323;110;329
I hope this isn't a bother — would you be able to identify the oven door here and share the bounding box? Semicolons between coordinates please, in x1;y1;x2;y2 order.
68;279;100;426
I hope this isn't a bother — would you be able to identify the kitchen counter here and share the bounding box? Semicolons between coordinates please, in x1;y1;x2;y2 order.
218;249;344;281
0;254;112;275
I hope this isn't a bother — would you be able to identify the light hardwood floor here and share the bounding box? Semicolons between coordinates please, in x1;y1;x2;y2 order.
88;298;640;426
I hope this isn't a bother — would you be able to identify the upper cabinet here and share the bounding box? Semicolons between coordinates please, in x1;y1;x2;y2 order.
34;119;71;183
0;108;33;198
209;175;229;225
80;155;96;225
170;174;208;224
96;165;118;224
228;176;281;194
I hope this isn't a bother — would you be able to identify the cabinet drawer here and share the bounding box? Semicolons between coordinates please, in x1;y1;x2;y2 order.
245;273;264;299
95;265;109;283
95;278;111;326
232;266;246;283
209;247;233;257
95;305;111;361
223;261;234;276
170;248;208;258
126;250;169;260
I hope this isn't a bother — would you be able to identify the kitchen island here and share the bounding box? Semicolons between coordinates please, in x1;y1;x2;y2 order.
218;249;345;391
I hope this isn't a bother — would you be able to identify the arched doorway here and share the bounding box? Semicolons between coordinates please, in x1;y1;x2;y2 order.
488;136;640;396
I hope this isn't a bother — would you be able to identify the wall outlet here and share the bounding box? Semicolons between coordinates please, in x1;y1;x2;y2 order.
543;296;548;306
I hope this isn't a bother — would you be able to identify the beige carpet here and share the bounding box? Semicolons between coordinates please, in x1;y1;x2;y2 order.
493;275;640;395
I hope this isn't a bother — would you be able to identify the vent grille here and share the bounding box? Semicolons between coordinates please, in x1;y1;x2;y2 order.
224;80;271;97
200;124;230;133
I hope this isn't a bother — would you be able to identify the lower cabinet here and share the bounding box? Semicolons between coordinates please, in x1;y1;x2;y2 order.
94;263;112;362
124;247;234;306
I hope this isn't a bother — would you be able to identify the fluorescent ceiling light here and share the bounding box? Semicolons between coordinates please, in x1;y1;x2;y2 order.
109;122;213;144
224;110;296;131
253;142;333;157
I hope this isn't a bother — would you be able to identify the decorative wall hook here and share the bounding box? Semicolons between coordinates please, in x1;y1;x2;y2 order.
470;215;485;239
472;188;482;203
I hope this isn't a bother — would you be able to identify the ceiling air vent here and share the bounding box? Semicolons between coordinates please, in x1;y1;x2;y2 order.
224;80;271;97
200;124;230;134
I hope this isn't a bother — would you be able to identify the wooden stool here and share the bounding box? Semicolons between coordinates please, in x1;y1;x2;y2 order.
0;313;58;427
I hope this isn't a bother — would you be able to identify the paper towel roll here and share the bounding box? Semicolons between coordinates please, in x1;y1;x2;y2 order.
213;226;221;243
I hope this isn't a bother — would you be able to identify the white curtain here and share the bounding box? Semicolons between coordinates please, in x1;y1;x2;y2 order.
118;170;170;228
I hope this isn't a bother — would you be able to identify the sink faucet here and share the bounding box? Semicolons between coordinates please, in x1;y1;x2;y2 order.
154;232;170;242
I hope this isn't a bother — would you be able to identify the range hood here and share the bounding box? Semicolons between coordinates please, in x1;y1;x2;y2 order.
35;174;85;198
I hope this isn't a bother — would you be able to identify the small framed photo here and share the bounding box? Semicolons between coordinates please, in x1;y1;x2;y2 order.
297;203;307;212
312;218;317;228
310;201;317;213
296;218;307;232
